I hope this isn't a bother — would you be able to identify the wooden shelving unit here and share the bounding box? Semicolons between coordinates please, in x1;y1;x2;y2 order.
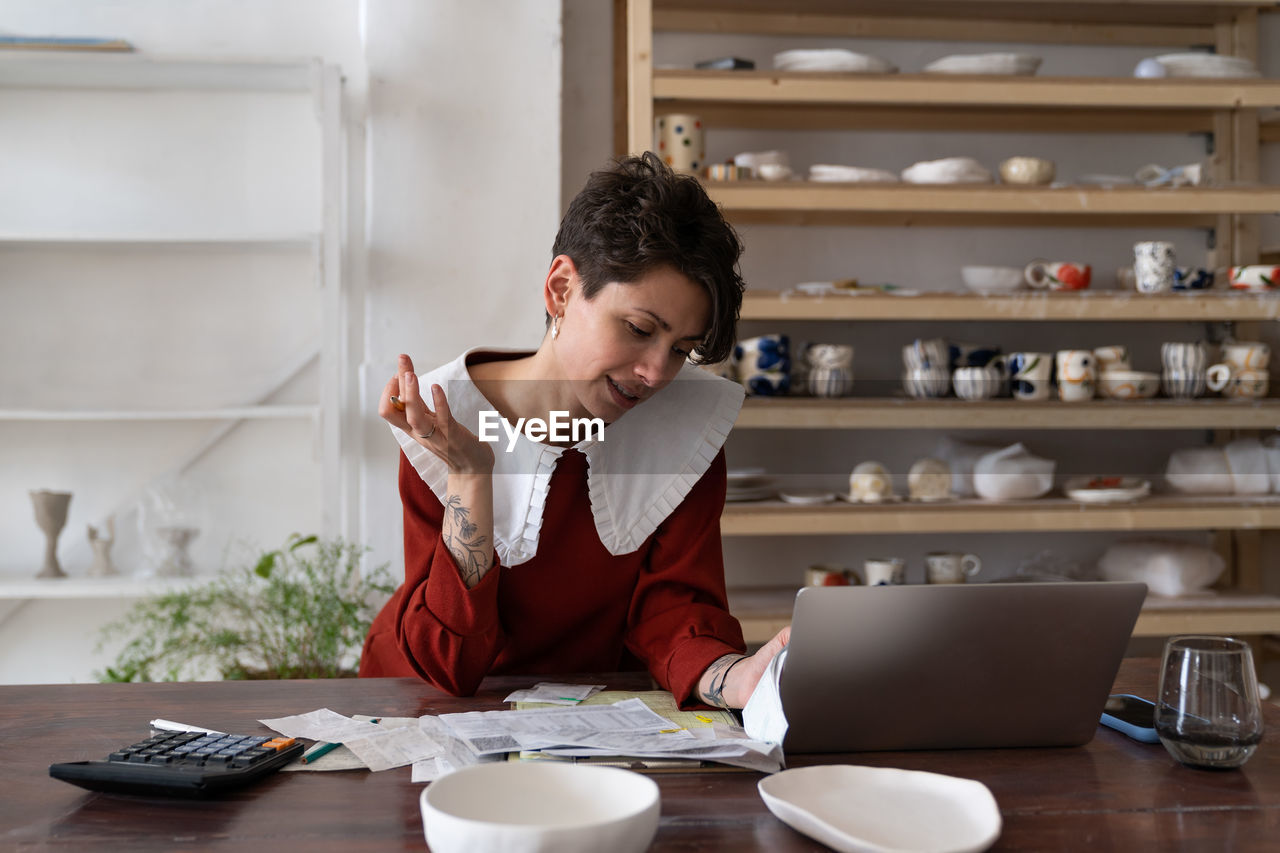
625;0;1280;640
741;290;1280;321
737;398;1280;430
727;586;1280;644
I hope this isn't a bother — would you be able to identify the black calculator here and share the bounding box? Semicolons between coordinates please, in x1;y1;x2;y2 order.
49;730;305;797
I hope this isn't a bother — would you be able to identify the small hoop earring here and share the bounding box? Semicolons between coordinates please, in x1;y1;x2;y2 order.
552;314;561;340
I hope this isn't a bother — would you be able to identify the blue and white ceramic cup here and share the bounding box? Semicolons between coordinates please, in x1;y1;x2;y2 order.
734;334;791;396
903;368;951;399
1162;370;1207;399
1008;352;1052;401
903;338;949;372
1161;342;1208;373
1173;267;1214;291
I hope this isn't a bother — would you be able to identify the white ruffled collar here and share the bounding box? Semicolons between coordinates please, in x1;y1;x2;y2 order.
390;349;744;566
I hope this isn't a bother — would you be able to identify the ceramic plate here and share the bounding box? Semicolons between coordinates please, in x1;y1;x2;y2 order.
728;467;768;482
922;52;1041;76
1063;476;1151;504
774;49;897;74
809;164;900;184
758;765;1001;853
726;485;776;502
778;490;836;505
1151;52;1259;78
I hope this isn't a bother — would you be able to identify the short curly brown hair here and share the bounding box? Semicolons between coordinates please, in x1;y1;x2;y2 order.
551;152;744;365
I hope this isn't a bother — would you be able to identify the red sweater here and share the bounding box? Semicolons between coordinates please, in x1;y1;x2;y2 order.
360;446;745;707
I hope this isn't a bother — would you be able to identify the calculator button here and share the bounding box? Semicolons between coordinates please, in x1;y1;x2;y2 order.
262;737;297;751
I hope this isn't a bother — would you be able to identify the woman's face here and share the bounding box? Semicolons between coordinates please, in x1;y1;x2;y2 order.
557;265;710;422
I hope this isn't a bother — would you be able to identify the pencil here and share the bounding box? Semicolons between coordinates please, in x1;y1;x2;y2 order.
301;740;339;764
299;717;381;764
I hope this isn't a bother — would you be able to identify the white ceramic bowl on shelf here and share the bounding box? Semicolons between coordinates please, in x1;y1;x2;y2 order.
420;763;660;853
1146;53;1260;78
961;266;1024;295
901;157;993;184
773;48;896;73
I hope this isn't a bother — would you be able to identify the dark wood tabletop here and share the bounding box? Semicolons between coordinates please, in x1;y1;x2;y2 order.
2;658;1277;851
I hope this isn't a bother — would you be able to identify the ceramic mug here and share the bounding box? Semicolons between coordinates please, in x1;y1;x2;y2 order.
1162;369;1207;399
1133;241;1176;294
863;557;905;586
1227;265;1280;292
948;341;1002;370
1207;365;1270;398
1173;267;1214;291
1219;341;1270;371
953;366;1002;401
734;334;790;397
1025;260;1092;291
808;366;853;397
1161;342;1208;373
903;338;950;371
925;552;982;584
903;368;952;399
1092;345;1131;375
654;113;704;174
1055;349;1097;401
1008;352;1052;401
806;564;858;587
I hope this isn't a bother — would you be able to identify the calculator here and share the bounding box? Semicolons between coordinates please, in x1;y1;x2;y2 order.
49;730;306;797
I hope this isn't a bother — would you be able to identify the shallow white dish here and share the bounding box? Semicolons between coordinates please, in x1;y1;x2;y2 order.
726;485;776;502
1148;52;1259;78
728;466;768;482
809;164;899;184
421;763;659;853
923;52;1041;76
774;49;897;74
1063;476;1151;504
779;489;837;505
758;765;1001;853
902;156;993;185
961;266;1024;295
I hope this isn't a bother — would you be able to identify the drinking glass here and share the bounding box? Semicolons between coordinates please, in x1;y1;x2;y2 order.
1155;636;1264;769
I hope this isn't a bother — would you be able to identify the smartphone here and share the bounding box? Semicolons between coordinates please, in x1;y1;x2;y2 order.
1100;693;1161;743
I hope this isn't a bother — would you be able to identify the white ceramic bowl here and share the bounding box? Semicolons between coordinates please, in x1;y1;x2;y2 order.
421;763;660;853
1098;370;1160;400
774;48;896;74
961;266;1024;295
1149;52;1259;78
998;156;1055;185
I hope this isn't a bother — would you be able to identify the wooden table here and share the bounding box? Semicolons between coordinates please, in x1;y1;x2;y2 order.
2;659;1277;851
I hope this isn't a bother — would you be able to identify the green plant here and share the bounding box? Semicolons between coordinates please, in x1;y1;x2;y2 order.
98;534;396;682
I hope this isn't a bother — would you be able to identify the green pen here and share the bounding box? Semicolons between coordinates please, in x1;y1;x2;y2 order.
300;718;380;764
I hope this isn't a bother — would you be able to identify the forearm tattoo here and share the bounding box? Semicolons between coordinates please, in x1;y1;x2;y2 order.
702;653;747;709
442;494;489;587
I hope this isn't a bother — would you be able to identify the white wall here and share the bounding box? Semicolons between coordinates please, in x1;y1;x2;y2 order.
0;0;562;683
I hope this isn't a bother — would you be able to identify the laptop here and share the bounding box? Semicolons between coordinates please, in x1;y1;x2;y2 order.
777;581;1147;753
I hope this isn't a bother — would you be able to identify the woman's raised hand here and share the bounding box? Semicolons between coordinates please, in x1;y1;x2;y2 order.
379;353;494;475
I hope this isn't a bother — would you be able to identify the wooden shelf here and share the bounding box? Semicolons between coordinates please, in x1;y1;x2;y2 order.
740;289;1280;321
727;585;1280;644
736;398;1280;430
655;70;1280;110
0;576;201;600
704;184;1277;227
720;495;1280;536
0;405;319;422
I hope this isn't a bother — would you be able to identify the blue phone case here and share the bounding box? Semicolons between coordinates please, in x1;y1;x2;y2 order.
1100;693;1161;743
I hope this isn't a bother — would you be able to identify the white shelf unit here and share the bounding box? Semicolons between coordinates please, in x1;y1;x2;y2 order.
0;53;354;586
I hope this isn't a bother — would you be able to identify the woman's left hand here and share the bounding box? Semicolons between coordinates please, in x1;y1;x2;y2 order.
723;626;790;709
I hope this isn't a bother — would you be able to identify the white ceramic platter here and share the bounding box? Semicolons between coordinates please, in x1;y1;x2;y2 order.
774;49;897;74
1151;53;1259;78
726;485;776;502
922;52;1041;76
1063;477;1151;504
778;490;837;505
809;164;900;184
758;765;1001;853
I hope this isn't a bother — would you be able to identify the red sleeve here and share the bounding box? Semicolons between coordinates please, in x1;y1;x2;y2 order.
385;452;505;696
625;449;746;708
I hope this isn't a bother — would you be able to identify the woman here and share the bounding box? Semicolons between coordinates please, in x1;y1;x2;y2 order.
361;152;789;709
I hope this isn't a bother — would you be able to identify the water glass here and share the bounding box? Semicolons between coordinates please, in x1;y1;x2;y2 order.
1155;636;1264;770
